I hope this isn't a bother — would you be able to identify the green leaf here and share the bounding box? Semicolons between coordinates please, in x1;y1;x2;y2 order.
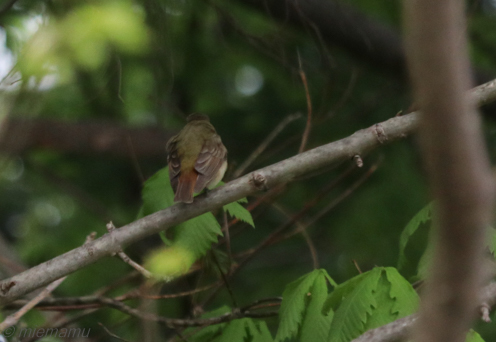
213;180;254;227
417;240;435;279
327;268;382;342
300;274;334;342
385;268;419;317
143;245;195;281
466;330;486;342
322;273;369;314
397;202;434;271
246;319;274;342
326;267;418;342
213;318;273;342
275;269;335;342
223;201;255;227
175;212;223;259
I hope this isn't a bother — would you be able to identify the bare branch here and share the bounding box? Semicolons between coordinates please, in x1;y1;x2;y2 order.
0;276;66;333
1;79;496;305
233;113;301;178
106;222;152;278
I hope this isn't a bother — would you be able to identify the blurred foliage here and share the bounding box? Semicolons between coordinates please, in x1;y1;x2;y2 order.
0;0;495;340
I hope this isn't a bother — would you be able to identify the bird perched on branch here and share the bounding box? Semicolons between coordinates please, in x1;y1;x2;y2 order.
166;113;227;203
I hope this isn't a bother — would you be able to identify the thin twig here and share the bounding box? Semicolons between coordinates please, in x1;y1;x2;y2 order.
352;260;363;274
271;202;319;269
98;322;132;342
223;211;232;270
301;230;319;269
201;163;359;306
133;282;222;300
233;113;301;178
126;135;145;184
0;276;66;333
291;160;380;235
107;222;152;278
210;251;238;309
297;51;313;154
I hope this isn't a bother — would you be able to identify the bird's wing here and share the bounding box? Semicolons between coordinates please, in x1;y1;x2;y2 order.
194;135;227;192
166;135;181;192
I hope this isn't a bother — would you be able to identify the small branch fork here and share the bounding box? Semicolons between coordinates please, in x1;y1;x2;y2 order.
106;222;152;279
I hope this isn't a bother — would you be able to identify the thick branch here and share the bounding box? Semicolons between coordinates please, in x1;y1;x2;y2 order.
1;79;496;305
404;1;494;342
0;117;175;159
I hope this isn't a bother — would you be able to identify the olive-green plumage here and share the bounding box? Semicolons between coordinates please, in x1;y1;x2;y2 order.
166;114;227;203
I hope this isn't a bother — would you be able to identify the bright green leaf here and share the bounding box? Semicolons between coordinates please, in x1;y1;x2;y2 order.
143;245;195;281
385;268;419;317
223;201;255;227
326;267;418;342
175;213;223;259
300;274;334;342
276;269;335;342
246;319;274;342
327;268;382;342
466;330;486;342
213;318;273;342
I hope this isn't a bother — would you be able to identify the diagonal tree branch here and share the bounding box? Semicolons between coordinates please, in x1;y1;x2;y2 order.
1;79;496;306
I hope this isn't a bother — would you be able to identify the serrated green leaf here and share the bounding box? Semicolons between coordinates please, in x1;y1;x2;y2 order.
398;202;434;271
326;268;418;342
327;268;382;342
209;318;273;342
276;270;320;341
276;269;334;342
362;271;393;331
466;329;485;342
385;268;419;317
215;180;254;227
223;201;255;227
246;319;274;342
175;213;223;259
237;197;248;204
300;274;334;342
214;319;249;342
322;272;369;314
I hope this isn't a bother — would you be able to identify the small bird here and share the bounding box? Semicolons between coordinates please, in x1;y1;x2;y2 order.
166;113;227;203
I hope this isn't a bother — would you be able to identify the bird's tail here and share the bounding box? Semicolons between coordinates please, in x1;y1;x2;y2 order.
174;171;197;203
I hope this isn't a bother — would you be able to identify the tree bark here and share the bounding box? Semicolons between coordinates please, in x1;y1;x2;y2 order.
404;1;495;342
